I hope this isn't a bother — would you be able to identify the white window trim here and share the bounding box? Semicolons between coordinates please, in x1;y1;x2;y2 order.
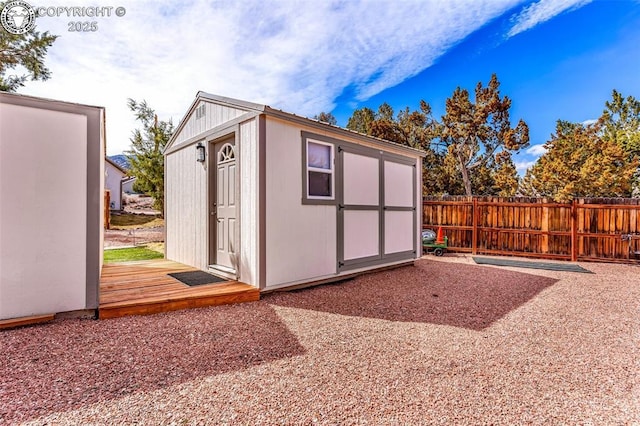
306;138;335;200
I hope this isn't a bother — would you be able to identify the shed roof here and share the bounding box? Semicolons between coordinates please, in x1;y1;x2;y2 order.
0;91;104;111
167;92;426;157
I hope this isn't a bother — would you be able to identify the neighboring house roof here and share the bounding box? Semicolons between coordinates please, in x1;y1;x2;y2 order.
165;92;427;157
105;157;128;175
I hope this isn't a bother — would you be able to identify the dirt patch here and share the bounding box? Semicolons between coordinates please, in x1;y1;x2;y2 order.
104;227;164;248
122;194;160;215
106;208;164;248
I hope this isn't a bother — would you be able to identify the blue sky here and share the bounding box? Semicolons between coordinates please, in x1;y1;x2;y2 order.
22;0;640;173
330;0;640;172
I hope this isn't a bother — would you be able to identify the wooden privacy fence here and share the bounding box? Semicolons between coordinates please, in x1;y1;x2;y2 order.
423;196;640;263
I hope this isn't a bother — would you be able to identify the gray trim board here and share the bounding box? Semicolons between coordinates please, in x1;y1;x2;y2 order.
379;147;385;269
0;92;103;110
164;111;259;155
258;115;267;289
301;131;338;205
384;206;415;211
166;91;425;158
234;126;241;281
417;157;423;256
207;132;237;268
85;107;103;310
163;151;167;259
165;93;263;153
414;159;418;256
198;92;266;112
105;156;127;174
341;204;380;210
272;108;425;157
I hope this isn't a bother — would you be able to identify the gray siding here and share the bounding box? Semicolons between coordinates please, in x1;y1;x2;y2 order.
173;101;247;146
166;115;260;286
165;144;208;270
238;118;259;286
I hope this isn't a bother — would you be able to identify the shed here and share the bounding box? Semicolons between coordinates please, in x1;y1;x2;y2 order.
164;92;425;291
0;92;105;321
105;157;127;210
122;176;137;194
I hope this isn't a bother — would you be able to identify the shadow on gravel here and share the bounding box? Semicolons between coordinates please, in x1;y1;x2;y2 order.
0;303;305;424
265;259;558;331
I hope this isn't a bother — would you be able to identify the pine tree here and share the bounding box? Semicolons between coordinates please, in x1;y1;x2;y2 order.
125;99;174;214
601;90;640;157
492;151;519;196
440;74;529;196
0;5;58;91
347;101;447;195
313;112;337;125
346;107;375;134
521;120;637;202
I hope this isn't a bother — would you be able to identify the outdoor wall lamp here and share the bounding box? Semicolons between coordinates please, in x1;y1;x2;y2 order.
196;142;205;162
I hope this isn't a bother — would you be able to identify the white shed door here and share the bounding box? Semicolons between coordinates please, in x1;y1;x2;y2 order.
383;160;415;254
342;151;379;261
337;145;417;271
211;141;236;270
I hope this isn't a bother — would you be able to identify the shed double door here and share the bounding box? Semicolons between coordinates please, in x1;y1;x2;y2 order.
209;139;237;271
337;145;417;271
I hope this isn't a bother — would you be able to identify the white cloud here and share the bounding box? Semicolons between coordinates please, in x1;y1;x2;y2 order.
526;144;547;156
22;0;523;154
581;118;598;126
515;159;537;173
507;0;592;38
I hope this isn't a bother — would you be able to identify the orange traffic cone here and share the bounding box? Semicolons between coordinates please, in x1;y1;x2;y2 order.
436;226;445;244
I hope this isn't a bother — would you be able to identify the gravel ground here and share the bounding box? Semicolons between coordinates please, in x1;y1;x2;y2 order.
1;256;639;425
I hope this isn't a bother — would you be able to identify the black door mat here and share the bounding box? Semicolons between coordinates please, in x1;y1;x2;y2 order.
472;257;592;273
168;271;228;286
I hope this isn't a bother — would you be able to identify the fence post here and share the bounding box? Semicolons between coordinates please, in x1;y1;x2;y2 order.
571;199;578;261
541;201;549;254
104;190;110;230
472;197;477;255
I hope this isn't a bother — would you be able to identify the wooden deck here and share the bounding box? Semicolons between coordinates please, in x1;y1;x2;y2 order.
99;260;260;319
0;314;55;330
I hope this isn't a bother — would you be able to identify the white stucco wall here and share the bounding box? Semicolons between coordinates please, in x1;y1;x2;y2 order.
122;177;136;194
105;160;125;210
0;103;88;319
265;118;337;288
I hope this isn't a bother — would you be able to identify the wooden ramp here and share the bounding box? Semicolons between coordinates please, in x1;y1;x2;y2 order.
99;260;259;319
